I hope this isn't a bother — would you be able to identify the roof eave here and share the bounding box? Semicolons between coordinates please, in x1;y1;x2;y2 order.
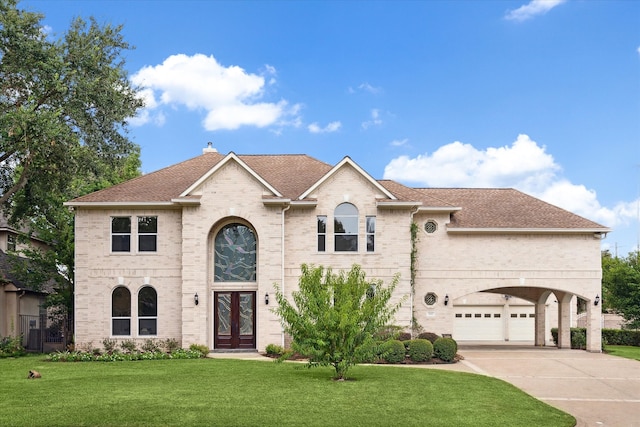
64;201;176;209
447;227;611;235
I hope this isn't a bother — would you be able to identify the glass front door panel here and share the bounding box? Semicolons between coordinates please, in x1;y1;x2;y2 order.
239;293;254;336
217;293;231;336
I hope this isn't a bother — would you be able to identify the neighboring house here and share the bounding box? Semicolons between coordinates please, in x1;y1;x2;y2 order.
0;216;56;351
66;145;609;353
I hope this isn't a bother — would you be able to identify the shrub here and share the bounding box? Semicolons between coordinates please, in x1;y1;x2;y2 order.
162;338;180;353
417;332;440;344
189;344;210;357
433;337;457;363
120;339;137;353
102;338;117;354
0;335;25;358
550;328;590;349
141;339;160;353
408;339;433;362
374;325;404;342
397;332;412;342
602;329;640;346
381;339;406;364
265;343;284;356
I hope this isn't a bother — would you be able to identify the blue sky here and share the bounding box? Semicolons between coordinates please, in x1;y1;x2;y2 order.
25;0;640;256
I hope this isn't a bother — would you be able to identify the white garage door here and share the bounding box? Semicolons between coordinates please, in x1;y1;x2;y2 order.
453;306;504;341
507;306;535;341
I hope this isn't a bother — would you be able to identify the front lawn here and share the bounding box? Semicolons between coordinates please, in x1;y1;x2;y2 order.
0;355;574;427
605;345;640;361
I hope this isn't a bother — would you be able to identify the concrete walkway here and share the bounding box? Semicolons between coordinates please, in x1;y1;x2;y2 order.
457;345;640;427
208;346;640;426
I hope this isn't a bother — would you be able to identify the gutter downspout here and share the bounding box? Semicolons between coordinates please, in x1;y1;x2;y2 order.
281;204;291;348
409;206;420;339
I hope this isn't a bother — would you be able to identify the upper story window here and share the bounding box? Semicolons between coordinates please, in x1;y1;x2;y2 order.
138;216;157;252
366;216;376;252
334;203;358;252
112;217;131;252
214;224;257;282
112;286;131;336
317;216;327;252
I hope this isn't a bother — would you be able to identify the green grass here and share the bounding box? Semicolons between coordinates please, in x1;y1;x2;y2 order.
0;355;574;427
605;345;640;361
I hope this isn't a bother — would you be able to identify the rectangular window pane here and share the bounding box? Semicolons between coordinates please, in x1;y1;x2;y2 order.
112;319;130;336
366;216;375;252
112;235;131;252
367;235;375;252
138;216;157;233
335;235;357;252
334;217;358;234
112;217;131;233
139;235;157;252
139;319;157;335
317;216;326;252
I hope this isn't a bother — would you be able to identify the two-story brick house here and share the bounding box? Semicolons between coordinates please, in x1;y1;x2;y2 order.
66;145;609;352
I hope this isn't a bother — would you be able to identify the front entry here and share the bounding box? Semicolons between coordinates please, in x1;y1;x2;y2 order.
214;291;256;349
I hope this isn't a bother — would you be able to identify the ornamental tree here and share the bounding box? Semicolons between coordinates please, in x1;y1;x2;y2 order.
274;264;403;380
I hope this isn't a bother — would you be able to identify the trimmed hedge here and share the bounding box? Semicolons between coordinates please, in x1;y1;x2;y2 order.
550;328;587;349
408;339;433;362
417;332;440;344
602;329;640;346
433;337;457;363
382;339;406;363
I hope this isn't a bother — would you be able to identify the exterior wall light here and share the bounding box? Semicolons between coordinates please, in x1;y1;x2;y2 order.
194;293;199;306
265;292;269;305
594;295;600;306
444;294;449;306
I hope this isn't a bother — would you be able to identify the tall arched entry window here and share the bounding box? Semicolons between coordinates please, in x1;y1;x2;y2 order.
214;224;257;282
213;223;257;349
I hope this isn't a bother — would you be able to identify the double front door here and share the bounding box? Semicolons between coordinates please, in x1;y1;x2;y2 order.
214;291;256;349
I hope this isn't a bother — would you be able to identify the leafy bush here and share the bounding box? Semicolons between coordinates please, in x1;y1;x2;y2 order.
102;338;117;354
189;344;210;357
433;337;457;363
381;339;406;364
550;328;590;349
48;348;205;362
162;338;180;353
408;339;433;362
417;332;440;344
141;339;160;353
397;332;412;342
0;335;25;358
120;339;137;353
602;329;640;346
265;343;284;356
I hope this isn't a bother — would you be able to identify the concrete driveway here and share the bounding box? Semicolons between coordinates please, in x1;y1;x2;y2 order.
457;344;640;427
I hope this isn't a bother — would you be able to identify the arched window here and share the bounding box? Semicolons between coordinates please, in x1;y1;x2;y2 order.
112;286;131;336
214;224;257;282
334;203;358;252
138;286;157;335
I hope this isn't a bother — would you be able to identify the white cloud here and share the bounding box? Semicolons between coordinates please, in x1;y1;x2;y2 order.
308;121;342;134
383;134;630;228
505;0;566;22
348;82;382;95
130;53;300;131
362;109;383;129
390;138;409;147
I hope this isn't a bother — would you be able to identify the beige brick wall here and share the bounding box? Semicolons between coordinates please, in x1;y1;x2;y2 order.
73;160;603;351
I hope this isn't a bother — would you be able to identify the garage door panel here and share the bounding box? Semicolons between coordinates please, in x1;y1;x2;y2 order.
453;307;503;341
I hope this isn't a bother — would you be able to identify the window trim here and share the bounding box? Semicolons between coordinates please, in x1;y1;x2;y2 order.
138;285;158;336
111;286;131;336
137;216;158;252
317;215;327;252
111;216;132;253
334;203;359;252
366;216;376;252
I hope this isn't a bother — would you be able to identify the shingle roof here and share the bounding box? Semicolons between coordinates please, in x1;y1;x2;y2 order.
67;152;609;231
415;188;607;230
69;152;333;203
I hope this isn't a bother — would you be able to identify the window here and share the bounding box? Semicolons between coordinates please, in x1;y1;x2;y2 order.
366;216;376;252
138;286;157;335
138;216;157;252
112;286;131;335
425;220;437;234
7;234;16;252
214;224;257;282
334;203;358;252
112;217;131;252
317;216;327;252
